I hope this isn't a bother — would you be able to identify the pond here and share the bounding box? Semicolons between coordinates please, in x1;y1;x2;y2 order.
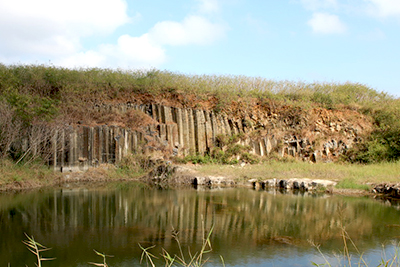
1;182;400;266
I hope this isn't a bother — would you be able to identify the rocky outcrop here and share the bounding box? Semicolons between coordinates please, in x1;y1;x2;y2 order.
20;102;369;171
53;125;146;172
373;184;400;198
250;178;337;192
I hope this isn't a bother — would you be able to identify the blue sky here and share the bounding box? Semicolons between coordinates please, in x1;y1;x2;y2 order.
0;0;399;96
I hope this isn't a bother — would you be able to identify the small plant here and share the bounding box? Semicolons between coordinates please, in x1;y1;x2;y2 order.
310;227;369;267
310;208;400;267
89;250;114;267
12;174;22;182
22;233;55;267
140;224;216;267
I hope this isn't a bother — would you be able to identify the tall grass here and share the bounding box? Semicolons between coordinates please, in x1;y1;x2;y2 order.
16;229;400;267
0;63;391;109
139;225;216;267
311;226;400;267
18;225;219;267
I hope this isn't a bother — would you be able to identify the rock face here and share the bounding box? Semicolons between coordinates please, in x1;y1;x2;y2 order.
251;178;337;192
373;184;400;198
19;103;370;171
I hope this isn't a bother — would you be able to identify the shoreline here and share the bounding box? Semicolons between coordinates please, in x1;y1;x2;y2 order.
0;163;378;198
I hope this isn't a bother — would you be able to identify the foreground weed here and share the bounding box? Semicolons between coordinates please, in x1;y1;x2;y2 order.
310;227;400;267
378;242;400;267
22;233;55;267
140;223;216;267
89;250;114;267
310;204;369;267
139;244;158;267
309;240;331;267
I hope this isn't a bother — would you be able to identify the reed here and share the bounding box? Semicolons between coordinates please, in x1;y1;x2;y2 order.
311;227;400;267
139;223;218;267
17;224;220;267
89;250;113;267
16;230;400;267
22;233;55;267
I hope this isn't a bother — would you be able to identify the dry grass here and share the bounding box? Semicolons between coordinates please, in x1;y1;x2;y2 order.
194;160;400;185
0;63;391;112
0;159;59;190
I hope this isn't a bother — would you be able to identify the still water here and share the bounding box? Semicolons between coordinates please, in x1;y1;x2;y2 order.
1;183;400;266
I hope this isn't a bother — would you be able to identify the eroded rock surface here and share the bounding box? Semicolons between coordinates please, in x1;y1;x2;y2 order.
17;101;372;171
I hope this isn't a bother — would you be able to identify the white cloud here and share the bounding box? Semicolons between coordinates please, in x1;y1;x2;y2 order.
55;51;105;69
0;0;129;36
300;0;338;11
0;0;130;55
56;34;166;69
106;34;166;68
149;15;226;46
55;13;226;69
308;12;347;34
0;0;226;69
59;14;226;68
366;0;400;18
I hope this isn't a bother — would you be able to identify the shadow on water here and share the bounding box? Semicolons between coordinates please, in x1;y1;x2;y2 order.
1;182;400;266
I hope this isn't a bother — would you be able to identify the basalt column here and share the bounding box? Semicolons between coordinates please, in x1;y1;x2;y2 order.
204;111;214;151
193;109;207;154
173;107;185;155
187;108;196;154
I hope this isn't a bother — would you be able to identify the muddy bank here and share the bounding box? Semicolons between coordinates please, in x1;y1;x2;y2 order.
0;164;138;193
146;162;375;197
0;163;385;199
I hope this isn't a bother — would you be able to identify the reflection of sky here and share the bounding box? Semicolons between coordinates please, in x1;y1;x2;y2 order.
207;245;398;267
65;245;400;267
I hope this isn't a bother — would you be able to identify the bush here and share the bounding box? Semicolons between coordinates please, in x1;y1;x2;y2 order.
347;100;400;163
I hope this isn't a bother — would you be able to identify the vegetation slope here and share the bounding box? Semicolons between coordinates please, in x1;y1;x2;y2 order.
1;63;400;189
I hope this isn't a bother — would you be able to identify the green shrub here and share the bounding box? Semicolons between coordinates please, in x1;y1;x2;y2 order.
347;99;400;163
3;89;59;124
335;178;370;190
183;154;216;164
240;152;260;164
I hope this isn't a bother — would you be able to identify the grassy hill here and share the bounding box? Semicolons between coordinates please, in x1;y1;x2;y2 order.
0;63;399;164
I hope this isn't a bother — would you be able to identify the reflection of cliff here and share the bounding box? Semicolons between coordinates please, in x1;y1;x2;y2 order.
16;103;371;171
1;186;399;266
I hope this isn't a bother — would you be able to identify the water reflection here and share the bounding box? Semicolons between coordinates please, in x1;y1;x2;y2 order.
1;183;400;266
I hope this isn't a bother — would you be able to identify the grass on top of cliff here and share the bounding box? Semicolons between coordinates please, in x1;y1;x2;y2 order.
193;160;400;187
0;63;392;112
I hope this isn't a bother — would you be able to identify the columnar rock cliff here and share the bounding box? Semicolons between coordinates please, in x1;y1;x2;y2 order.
24;101;371;172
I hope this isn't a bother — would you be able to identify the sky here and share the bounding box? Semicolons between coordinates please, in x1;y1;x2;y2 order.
0;0;399;96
